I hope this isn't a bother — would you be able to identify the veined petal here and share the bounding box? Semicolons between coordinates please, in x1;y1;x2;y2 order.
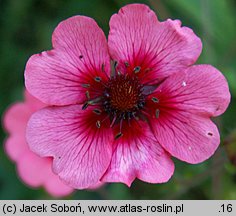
25;16;110;106
24;90;45;110
148;65;230;163
108;4;202;84
3;92;74;197
150;111;220;163
102;120;174;186
150;65;230;117
26;105;113;189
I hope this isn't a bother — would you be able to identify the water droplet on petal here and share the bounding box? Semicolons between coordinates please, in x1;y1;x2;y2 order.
182;81;187;87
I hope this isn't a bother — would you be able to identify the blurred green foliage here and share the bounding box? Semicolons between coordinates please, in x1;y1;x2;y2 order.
0;0;236;199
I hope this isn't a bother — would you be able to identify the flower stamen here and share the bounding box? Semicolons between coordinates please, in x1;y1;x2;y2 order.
85;91;90;99
110;60;118;78
93;109;102;115
82;63;161;138
81;83;90;88
152;97;159;103
124;62;130;67
94;76;102;82
133;66;141;73
96;120;101;128
115;132;123;140
82;102;89;110
155;109;160;118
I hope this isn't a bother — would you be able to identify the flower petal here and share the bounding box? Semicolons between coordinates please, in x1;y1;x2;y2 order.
4;135;27;162
148;65;230;163
102;120;174;186
44;176;74;198
17;153;51;187
108;4;202;84
24;90;45;110
150;111;220;164
150;65;230;117
25;16;110;106
26;105;113;189
88;181;104;190
3;103;31;134
17;153;73;197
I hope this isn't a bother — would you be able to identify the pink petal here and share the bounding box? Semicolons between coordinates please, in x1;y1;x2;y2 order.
4;135;28;162
3;103;31;134
24;90;45;110
3;91;74;197
43;158;74;197
151;112;220;164
88;182;104;190
27;105;113;189
151;65;231;117
44;176;74;198
3;95;45;162
108;4;202;84
25;16;110;106
102;120;174;186
17;152;51;187
148;65;230;163
17;153;73;197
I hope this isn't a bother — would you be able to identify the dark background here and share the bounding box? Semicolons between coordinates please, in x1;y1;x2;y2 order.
0;0;236;199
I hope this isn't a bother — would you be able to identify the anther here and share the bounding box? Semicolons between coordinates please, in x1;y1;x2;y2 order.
82;102;89;110
114;61;118;68
88;97;103;105
111;60;118;77
85;91;90;99
115;132;123;140
81;83;90;88
152;97;159;103
94;77;101;82
104;92;110;98
96;120;101;128
93;109;102;115
133;66;141;73
155;109;160;118
79;55;83;59
101;63;105;72
124;62;130;67
138;102;145;109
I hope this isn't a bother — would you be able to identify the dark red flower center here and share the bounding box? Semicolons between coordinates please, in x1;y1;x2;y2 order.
81;62;159;139
103;75;145;116
108;76;140;111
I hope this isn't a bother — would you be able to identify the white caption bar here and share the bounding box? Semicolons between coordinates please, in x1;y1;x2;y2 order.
0;200;235;216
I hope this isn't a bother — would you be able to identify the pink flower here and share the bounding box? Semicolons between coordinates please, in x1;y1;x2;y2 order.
25;4;230;188
3;91;74;197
